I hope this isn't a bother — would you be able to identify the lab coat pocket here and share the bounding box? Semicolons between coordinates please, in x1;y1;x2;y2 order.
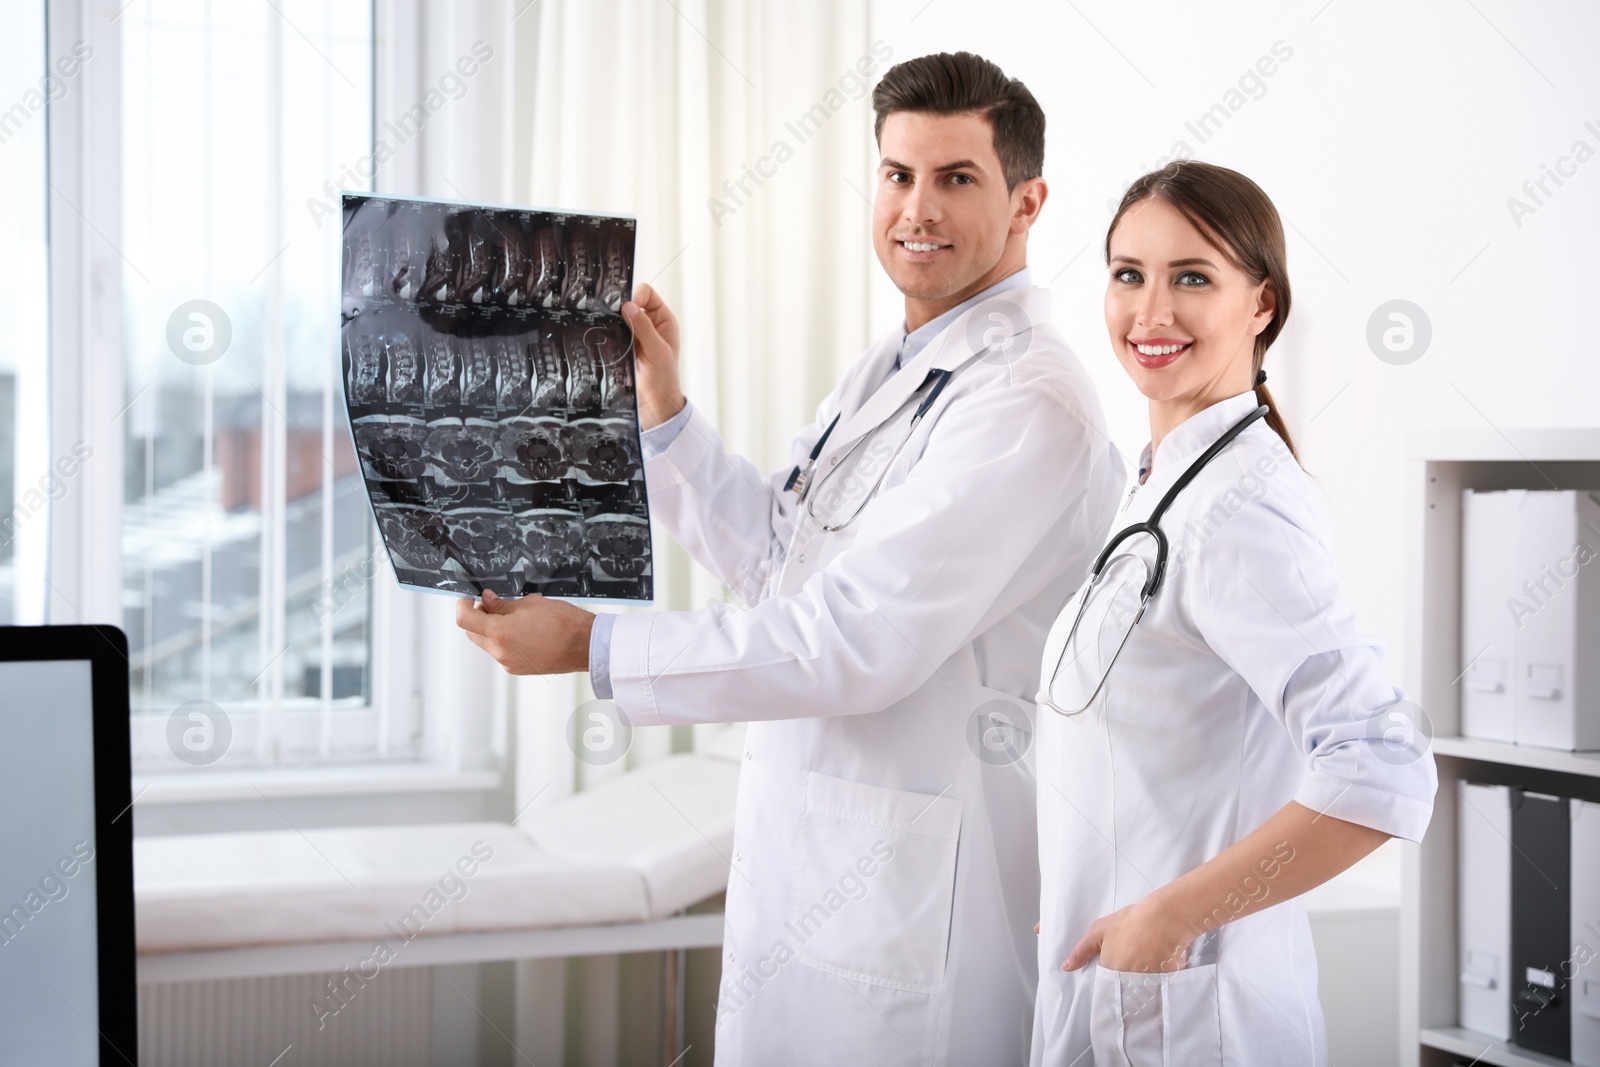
1089;962;1222;1067
789;771;962;994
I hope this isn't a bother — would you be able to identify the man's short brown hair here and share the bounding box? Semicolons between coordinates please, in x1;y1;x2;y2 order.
871;52;1045;192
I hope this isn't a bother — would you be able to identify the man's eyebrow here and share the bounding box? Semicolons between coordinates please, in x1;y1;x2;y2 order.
879;157;986;174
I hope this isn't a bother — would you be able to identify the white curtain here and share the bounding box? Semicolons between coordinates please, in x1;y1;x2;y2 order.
515;0;880;797
508;2;880;1060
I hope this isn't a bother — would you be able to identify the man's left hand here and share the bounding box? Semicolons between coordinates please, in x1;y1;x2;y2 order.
454;590;596;675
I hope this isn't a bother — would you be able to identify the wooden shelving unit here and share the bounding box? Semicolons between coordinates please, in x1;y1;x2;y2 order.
1403;428;1600;1067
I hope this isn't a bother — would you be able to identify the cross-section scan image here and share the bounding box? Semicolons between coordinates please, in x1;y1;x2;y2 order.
341;193;650;600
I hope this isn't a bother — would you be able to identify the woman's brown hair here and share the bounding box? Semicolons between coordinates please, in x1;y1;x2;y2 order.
1105;160;1297;459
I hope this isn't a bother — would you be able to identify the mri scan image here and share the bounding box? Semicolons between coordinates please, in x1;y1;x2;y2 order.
499;418;570;483
588;514;651;582
527;226;562;309
352;416;429;483
375;504;452;571
341;192;649;600
441;507;521;578
425;420;500;484
386;332;423;404
569;418;641;485
517;509;588;583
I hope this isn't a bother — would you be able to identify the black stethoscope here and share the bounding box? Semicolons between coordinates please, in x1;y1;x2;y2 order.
785;368;955;532
1041;403;1269;717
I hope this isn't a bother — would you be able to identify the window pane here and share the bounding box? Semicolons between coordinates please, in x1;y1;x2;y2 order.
120;1;375;759
0;3;49;625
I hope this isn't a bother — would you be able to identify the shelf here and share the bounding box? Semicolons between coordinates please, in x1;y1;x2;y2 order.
1431;736;1600;779
1421;1026;1572;1067
1406;434;1600;1067
1407;427;1600;463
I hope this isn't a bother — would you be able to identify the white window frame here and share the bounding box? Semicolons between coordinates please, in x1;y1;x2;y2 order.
44;0;497;801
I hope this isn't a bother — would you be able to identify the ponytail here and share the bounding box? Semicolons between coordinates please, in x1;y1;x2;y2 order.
1252;366;1298;461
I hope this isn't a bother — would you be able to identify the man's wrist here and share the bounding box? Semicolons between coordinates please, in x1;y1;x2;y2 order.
568;610;596;672
639;391;687;430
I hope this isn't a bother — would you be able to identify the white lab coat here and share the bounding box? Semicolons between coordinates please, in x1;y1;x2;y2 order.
1030;392;1437;1066
608;286;1124;1065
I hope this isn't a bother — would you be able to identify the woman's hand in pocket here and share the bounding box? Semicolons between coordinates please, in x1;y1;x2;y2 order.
1062;896;1194;974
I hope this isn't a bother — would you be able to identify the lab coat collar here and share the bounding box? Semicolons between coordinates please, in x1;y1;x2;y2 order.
1140;390;1261;481
829;285;1052;459
896;267;1035;369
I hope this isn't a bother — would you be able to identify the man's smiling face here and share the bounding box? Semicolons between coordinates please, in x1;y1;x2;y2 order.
872;110;1038;325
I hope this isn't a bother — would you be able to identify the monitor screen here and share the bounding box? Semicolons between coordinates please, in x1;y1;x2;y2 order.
0;659;102;1065
0;627;136;1066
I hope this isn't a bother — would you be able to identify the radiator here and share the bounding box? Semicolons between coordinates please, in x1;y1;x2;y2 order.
137;967;433;1067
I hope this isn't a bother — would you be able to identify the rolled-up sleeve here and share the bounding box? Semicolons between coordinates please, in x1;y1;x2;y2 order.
1190;479;1437;842
588;612;617;700
641;402;694;460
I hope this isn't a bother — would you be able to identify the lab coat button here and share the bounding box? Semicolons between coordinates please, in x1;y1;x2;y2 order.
745;749;753;760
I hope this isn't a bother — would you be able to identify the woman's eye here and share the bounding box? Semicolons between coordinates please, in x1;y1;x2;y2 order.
1176;270;1210;287
1113;268;1142;284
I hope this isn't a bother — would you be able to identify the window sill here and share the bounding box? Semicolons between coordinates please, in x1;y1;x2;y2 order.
131;763;502;805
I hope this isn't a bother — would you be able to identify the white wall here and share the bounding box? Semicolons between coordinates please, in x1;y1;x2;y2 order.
867;0;1600;698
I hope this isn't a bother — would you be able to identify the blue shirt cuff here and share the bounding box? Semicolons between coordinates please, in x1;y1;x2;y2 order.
641;401;694;460
588;612;617;700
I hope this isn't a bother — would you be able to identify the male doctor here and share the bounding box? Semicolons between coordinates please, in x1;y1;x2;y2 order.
457;52;1122;1065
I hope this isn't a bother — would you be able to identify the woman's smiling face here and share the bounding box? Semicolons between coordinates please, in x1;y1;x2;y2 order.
1103;197;1276;407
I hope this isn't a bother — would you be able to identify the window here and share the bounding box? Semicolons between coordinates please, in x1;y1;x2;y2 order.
114;2;413;770
0;3;50;626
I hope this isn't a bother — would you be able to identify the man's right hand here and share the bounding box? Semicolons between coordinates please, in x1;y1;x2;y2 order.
623;283;685;429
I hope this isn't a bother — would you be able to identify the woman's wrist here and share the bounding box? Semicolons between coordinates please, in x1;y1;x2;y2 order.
1139;886;1199;955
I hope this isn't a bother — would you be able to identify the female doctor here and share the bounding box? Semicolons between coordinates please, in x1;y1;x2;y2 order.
1030;161;1437;1066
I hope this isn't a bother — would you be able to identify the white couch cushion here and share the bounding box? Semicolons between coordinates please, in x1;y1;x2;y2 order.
135;752;742;954
136;822;647;953
521;752;739;918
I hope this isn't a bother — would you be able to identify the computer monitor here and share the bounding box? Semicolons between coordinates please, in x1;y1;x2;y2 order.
0;626;137;1065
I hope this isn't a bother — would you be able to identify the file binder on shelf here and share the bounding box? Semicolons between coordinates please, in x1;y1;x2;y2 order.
1461;489;1600;751
1458;782;1512;1040
1510;789;1571;1060
1574;799;1600;1067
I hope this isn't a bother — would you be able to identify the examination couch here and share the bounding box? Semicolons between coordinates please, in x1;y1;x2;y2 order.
134;730;742;985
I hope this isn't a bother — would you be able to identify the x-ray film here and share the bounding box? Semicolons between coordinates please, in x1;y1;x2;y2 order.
341;193;651;601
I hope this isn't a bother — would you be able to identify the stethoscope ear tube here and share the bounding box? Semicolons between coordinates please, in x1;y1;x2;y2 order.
801;368;956;531
1043;403;1271;717
1099;404;1269;602
1089;521;1168;601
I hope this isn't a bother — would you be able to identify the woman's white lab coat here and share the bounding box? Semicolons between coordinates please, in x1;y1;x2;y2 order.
1030;392;1437;1066
607;287;1125;1065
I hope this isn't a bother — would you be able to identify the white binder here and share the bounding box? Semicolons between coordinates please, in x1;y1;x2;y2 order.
1461;490;1519;742
1458;782;1511;1039
1461;489;1600;751
1512;491;1600;751
1574;799;1600;1067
